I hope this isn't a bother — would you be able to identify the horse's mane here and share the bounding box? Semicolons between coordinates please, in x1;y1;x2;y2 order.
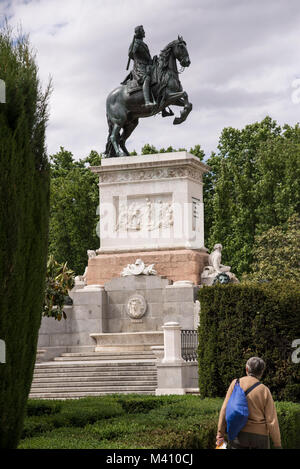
159;38;185;69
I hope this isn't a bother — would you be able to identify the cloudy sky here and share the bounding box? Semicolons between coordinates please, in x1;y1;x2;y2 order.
2;0;300;159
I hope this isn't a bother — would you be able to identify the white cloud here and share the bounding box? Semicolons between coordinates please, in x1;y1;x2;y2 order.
2;0;300;159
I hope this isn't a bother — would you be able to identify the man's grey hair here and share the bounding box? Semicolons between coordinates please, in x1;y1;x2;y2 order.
246;357;266;378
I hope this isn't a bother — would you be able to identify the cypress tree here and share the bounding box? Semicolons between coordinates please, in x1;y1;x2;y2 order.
0;25;51;448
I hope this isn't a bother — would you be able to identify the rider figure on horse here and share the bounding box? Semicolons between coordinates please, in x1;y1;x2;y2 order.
123;25;156;108
105;29;192;157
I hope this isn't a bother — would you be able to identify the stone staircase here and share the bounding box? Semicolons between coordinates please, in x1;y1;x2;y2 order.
29;351;158;399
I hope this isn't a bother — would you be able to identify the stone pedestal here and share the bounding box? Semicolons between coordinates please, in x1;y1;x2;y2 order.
37;152;209;365
89;152;209;285
155;322;199;395
101;275;199;333
162;322;183;364
90;331;164;352
156;322;185;395
86;248;208;286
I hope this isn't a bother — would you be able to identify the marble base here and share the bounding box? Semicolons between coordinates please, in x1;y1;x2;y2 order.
90;331;163;352
91;152;210;253
86;248;209;286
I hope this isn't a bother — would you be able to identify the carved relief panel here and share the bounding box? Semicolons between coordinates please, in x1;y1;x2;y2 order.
115;194;173;232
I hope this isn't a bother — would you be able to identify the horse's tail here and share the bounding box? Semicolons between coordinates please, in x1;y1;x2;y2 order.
104;114;116;158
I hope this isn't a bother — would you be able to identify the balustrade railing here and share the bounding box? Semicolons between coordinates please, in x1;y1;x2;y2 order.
181;329;198;362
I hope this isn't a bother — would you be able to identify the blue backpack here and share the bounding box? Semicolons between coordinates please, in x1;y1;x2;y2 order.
225;378;261;441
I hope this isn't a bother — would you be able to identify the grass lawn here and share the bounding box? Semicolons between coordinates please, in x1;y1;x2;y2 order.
19;394;300;449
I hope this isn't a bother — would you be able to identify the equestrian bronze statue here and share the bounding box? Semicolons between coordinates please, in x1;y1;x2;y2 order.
104;25;192;158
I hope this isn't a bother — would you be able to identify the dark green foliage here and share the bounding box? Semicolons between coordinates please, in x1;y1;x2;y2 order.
245;214;300;282
48;148;100;275
116;395;182;414
205;117;300;277
139;143;204;158
198;282;300;402
117;396;167;414
0;26;50;448
26;400;62;417
22;397;124;438
21;416;56;439
276;402;300;449
43;255;75;320
19;395;300;449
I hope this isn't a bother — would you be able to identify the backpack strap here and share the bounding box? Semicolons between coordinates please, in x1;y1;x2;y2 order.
245;381;261;396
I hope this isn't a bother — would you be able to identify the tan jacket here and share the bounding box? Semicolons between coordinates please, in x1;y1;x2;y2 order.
217;376;281;447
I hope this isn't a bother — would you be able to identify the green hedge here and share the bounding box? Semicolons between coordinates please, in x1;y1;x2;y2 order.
276;402;300;449
26;400;62;417
0;28;50;448
19;396;300;449
115;395;183;414
22;397;124;438
198;281;300;402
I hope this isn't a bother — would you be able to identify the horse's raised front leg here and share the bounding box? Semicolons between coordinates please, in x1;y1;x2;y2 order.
167;91;192;125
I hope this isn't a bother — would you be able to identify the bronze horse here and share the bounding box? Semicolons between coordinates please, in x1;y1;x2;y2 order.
104;36;192;157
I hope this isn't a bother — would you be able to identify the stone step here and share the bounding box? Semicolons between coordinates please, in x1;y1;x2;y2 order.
53;355;156;362
34;366;156;375
33;370;157;379
29;384;156;393
35;361;156;369
29;390;155;399
30;352;158;398
32;376;157;388
59;351;155;357
30;380;157;392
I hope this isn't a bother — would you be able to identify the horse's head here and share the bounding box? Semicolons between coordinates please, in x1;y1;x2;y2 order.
172;36;191;68
159;36;191;70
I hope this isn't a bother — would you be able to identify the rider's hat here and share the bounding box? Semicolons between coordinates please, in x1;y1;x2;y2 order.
135;25;144;35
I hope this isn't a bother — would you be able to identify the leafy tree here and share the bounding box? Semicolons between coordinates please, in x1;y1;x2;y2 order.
140;143;204;157
189;144;205;160
141;143;159;154
0;26;50;448
48;147;101;275
205;116;300;277
254;134;300;233
43;256;75;321
244;214;300;282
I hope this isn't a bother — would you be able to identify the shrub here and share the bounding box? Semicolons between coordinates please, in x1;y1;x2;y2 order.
22;416;56;439
0;25;50;448
43;256;75;320
19;427;103;450
20;396;300;449
117;395;180;414
59;401;124;427
198;281;300;402
22;397;125;439
26;400;62;417
85;420;146;440
276;402;300;449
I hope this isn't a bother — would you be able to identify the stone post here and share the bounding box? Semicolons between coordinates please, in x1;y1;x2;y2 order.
156;322;186;395
162;322;184;364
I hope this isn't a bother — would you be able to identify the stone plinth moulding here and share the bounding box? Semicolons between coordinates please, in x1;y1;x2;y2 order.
91;152;210;254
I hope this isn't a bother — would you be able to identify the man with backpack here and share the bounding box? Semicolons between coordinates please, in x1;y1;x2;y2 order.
216;357;282;449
